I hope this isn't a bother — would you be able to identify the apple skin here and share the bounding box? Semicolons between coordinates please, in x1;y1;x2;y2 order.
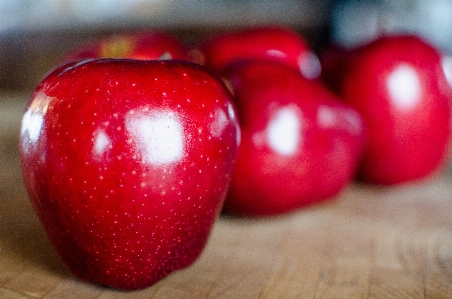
19;59;240;290
195;26;321;79
222;61;366;217
63;30;188;62
332;35;451;184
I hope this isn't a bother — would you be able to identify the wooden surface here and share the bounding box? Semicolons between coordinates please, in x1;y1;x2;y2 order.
1;94;452;298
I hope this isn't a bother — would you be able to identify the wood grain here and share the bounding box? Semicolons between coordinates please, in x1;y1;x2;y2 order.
1;95;452;298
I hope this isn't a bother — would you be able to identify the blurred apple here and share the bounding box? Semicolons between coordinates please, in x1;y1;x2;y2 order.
195;25;321;79
63;30;188;62
329;35;451;184
222;61;366;216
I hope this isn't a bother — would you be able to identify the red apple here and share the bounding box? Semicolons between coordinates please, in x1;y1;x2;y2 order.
195;25;321;79
222;61;366;217
333;35;451;184
63;30;188;62
19;59;240;290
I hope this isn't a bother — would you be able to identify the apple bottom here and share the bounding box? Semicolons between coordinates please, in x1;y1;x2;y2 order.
223;140;352;217
354;104;450;185
356;142;449;185
225;185;335;217
38;206;215;291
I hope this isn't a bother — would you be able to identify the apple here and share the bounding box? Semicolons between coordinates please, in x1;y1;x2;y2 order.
331;35;451;184
19;59;240;290
63;30;188;62
194;25;321;79
222;61;366;217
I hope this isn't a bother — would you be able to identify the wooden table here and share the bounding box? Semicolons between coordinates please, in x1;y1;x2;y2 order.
1;94;451;298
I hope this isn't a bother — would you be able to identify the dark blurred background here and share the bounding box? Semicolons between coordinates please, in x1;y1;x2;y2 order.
1;0;451;93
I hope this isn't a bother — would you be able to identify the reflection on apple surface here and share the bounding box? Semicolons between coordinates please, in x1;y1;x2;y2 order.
21;93;51;151
387;64;421;111
125;109;184;166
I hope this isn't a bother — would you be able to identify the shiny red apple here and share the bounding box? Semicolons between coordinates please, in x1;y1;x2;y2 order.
19;59;240;290
332;35;451;184
222;61;366;217
195;25;321;79
63;30;188;62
